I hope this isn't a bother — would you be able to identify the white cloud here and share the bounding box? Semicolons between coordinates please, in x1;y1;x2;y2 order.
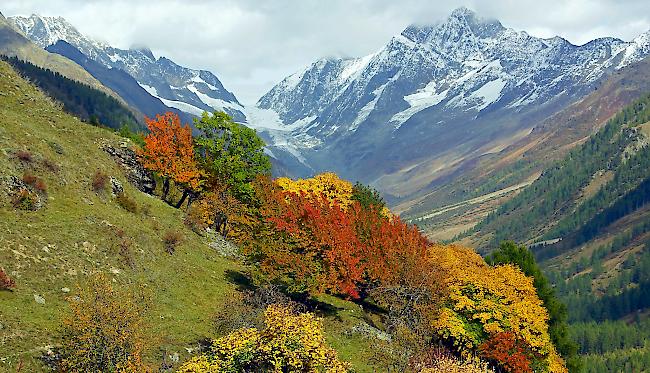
3;0;649;104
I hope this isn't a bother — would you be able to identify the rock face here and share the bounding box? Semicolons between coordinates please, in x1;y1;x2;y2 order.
253;7;650;198
9;14;245;122
101;142;155;194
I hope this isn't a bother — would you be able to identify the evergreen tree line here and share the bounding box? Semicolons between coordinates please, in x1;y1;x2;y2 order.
553;245;650;323
569;319;650;355
1;55;140;131
579;344;650;373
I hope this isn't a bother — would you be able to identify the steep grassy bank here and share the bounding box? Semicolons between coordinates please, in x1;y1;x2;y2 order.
0;60;374;372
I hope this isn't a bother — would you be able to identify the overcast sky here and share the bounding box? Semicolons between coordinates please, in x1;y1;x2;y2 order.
3;0;650;104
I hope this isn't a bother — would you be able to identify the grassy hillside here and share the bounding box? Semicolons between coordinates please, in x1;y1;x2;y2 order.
0;60;375;371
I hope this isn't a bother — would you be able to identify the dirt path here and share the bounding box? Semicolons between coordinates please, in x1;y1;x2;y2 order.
409;180;534;223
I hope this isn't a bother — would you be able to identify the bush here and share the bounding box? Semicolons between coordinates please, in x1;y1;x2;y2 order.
11;188;38;210
162;230;183;254
91;170;109;192
59;274;149;372
15;150;33;162
420;352;492;373
42;158;60;173
178;305;349;372
22;172;47;193
0;269;16;290
116;192;138;213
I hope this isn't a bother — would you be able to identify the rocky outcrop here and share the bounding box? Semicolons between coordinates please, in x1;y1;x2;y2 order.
100;141;155;194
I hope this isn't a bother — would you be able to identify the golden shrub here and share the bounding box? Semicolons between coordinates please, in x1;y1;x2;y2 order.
429;245;567;373
59;274;150;372
178;305;349;372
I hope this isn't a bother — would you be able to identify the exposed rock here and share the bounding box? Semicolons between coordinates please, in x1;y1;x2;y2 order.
61;287;70;293
100;141;155;194
206;228;241;259
1;175;45;210
34;294;46;304
347;322;391;341
110;176;124;196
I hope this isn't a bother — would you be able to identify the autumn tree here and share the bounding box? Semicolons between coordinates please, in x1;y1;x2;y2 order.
276;172;354;208
138;112;200;207
194;111;270;202
351;181;386;211
59;274;150;372
486;241;579;371
255;188;366;298
430;244;567;373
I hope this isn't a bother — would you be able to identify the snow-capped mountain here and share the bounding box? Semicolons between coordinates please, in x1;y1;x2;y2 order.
256;7;650;194
9;14;245;122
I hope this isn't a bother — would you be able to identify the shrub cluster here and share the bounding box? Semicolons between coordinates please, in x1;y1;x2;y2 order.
116;192;138;213
59;274;149;372
162;230;183;254
178;305;349;372
0;269;16;290
91;170;109;193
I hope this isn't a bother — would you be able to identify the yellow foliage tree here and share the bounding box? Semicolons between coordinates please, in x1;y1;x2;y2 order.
276;172;354;208
177;305;349;372
429;245;567;373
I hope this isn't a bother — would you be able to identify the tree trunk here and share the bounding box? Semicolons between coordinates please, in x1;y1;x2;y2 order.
185;191;198;211
161;178;170;201
174;189;190;209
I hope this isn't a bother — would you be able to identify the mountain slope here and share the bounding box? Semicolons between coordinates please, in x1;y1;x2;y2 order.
9;14;245;122
406;56;650;241
0;59;376;372
0;12;119;100
255;7;650;201
461;94;650;372
45;40;194;124
467;93;650;252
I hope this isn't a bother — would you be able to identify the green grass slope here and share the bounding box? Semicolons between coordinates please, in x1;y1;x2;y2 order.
0;61;374;371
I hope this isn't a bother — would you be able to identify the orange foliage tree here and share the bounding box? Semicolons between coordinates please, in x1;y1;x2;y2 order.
243;176;442;302
253;183;365;298
138;112;200;207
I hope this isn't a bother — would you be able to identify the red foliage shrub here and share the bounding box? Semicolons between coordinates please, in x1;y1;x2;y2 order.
22;172;47;193
245;176;442;301
92;171;109;192
479;331;537;373
15;150;33;162
0;269;16;290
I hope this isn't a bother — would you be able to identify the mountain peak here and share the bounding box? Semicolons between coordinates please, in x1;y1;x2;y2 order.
449;6;476;20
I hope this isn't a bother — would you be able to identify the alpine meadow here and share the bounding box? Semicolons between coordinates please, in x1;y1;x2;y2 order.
1;1;650;372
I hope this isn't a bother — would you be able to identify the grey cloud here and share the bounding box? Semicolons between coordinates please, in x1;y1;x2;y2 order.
3;0;649;104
